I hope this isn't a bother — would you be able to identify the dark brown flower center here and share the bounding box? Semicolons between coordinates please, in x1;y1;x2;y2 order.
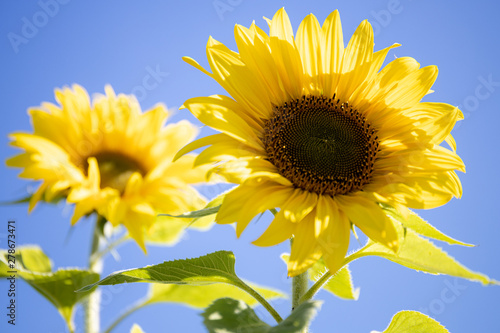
84;151;146;193
262;95;379;196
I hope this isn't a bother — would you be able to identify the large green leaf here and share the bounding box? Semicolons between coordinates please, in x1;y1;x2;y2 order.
373;310;449;333
202;298;321;333
282;254;359;300
0;247;99;330
381;204;472;246
78;251;286;314
79;251;248;291
345;221;499;285
146;281;284;309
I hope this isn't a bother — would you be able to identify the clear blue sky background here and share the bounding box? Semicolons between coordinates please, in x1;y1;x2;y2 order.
1;1;499;332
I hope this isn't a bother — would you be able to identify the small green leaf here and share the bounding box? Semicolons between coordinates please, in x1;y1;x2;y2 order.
281;254;359;300
146;281;284;309
146;192;227;246
202;298;321;333
188;191;227;229
346;221;499;285
159;205;221;219
0;247;99;330
376;310;449;333
0;245;52;274
310;260;359;300
130;324;145;333
381;204;473;246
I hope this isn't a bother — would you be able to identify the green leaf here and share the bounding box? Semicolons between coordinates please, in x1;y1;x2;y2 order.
0;245;52;274
0;247;100;330
159;205;221;220
81;251;287;327
78;251;245;292
146;281;284;309
202;298;270;333
146;192;227;246
381;204;473;246
374;310;449;333
77;251;286;312
202;298;321;333
345;221;499;285
130;324;145;333
188;191;226;229
158;189;228;222
281;254;359;300
310;260;359;300
19;269;99;325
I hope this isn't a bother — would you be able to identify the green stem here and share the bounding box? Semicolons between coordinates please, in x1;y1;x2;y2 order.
237;280;283;324
299;270;332;304
292;270;309;311
290;238;310;333
84;215;106;333
103;299;147;333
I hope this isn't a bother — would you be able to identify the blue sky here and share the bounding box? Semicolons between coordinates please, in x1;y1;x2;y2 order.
1;1;500;332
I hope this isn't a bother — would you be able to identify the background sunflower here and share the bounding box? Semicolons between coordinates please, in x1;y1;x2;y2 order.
1;1;499;332
7;84;210;250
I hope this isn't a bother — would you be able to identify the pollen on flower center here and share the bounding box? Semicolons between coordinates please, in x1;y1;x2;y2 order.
263;95;379;196
84;151;146;193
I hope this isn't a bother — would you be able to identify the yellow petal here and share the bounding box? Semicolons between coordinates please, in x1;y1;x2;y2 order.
173;133;228;162
206;38;273;120
337;20;374;100
321;10;344;97
183;96;264;150
336;194;398;251
234;23;287;106
217;181;293;237
252;209;296;247
296;13;322;94
269;8;303;99
288;211;322;277
318;197;350;274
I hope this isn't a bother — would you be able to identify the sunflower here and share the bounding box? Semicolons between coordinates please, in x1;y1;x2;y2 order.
178;8;464;276
7;84;209;250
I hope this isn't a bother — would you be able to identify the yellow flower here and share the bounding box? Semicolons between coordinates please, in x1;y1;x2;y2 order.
178;8;465;277
7;84;209;250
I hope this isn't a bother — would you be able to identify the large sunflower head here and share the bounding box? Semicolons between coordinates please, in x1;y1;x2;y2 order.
179;8;465;277
7;84;210;250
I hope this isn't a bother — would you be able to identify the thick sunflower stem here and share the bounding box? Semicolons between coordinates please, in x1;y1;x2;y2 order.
292;269;309;311
292;269;310;332
84;215;106;333
290;237;310;332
